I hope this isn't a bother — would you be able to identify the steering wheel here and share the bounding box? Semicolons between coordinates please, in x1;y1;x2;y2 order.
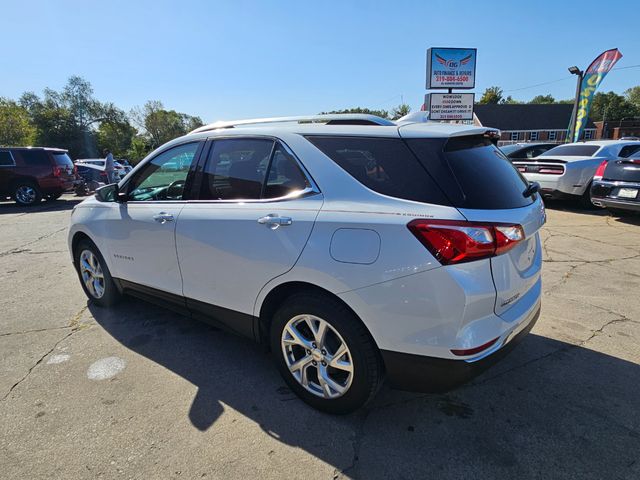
166;179;186;199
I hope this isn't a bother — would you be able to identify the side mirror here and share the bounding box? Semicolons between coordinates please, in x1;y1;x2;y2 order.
96;183;124;203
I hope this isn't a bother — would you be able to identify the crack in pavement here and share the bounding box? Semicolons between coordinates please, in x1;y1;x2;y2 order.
0;325;72;337
335;409;370;480
1;305;89;401
0;227;66;258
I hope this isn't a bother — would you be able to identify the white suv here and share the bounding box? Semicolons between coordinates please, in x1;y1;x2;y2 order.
68;114;545;413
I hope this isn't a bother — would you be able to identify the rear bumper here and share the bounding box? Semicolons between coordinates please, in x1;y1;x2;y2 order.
592;197;640;212
382;303;540;392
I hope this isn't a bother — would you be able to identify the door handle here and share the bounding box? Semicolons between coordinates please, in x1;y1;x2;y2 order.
153;212;174;224
257;214;293;229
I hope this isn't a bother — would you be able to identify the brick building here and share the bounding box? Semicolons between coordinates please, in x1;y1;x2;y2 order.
594;119;640;140
473;104;596;144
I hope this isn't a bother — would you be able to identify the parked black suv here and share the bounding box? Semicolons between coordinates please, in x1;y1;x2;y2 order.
0;147;77;206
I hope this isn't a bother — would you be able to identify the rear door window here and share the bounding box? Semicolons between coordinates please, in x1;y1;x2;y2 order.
18;150;50;166
0;151;15;166
305;136;450;205
406;136;533;209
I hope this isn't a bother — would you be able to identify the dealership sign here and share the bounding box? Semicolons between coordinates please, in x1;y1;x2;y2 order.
426;93;474;120
426;48;477;89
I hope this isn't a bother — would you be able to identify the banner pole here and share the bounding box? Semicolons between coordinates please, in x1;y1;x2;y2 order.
569;71;583;142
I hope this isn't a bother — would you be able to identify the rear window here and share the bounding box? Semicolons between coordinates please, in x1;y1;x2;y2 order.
499;145;522;155
406;136;533;209
540;144;599;157
306;136;450;205
52;152;73;166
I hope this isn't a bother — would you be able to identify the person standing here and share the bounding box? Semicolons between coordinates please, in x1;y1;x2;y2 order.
104;149;116;184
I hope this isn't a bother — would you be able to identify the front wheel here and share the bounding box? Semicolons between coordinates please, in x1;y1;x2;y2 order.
14;182;42;206
270;292;383;414
74;239;121;307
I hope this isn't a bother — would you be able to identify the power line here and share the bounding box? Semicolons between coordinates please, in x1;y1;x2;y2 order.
502;64;640;94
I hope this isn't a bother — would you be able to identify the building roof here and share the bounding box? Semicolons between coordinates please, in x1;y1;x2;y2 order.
474;104;595;131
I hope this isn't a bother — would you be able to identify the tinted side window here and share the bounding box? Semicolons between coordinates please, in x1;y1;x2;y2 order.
19;150;50;166
127;142;200;201
0;151;14;166
263;145;311;199
406;136;532;210
306;136;450;205
200;138;274;200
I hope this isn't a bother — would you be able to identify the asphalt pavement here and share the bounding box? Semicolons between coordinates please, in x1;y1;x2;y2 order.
1;194;639;479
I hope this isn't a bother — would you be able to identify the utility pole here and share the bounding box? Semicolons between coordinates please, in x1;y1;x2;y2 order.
568;66;584;142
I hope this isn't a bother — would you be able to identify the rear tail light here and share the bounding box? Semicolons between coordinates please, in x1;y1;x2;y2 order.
451;336;500;356
593;160;608;180
407;219;525;265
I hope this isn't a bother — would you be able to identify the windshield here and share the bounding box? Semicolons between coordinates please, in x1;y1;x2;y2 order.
540;144;600;157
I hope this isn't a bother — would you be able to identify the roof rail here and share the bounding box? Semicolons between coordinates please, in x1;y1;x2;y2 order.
188;114;396;134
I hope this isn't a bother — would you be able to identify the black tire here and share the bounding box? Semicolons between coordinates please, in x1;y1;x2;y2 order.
45;192;63;201
270;292;383;414
13;181;42;206
607;208;635;217
578;183;597;209
74;239;121;307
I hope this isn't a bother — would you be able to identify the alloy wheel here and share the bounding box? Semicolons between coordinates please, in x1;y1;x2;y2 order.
16;185;37;204
281;314;354;399
79;250;105;299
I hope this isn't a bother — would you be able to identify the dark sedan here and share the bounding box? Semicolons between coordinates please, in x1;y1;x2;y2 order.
591;154;640;215
500;143;557;161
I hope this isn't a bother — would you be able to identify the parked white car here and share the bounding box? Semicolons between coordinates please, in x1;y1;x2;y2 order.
512;140;640;206
75;158;129;178
68;114;545;413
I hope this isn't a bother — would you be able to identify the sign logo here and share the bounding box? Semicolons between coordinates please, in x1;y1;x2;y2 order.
435;53;473;70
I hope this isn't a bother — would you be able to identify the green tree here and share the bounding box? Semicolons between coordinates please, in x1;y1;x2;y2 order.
478;86;503;104
19;76;123;158
96;119;136;158
529;94;556;104
0;98;36;146
625;86;640;110
391;103;411;120
320;107;390;119
500;96;521;104
132;101;204;148
126;136;152;164
589;91;639;122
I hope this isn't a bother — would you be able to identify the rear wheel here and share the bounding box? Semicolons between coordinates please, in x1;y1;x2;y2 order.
13;182;42;206
270;292;383;414
74;239;121;307
46;192;63;201
578;183;596;209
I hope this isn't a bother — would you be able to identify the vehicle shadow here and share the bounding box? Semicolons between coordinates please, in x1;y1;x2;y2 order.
542;198;608;216
88;297;640;478
0;196;84;215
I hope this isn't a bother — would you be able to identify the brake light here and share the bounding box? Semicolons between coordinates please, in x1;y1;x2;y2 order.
407;219;525;265
53;166;62;177
593;160;608;180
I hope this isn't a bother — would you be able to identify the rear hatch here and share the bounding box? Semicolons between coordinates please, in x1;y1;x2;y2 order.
604;158;640;183
400;129;545;316
51;151;76;180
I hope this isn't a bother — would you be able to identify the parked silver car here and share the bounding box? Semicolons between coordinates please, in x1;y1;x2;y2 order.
513;140;640;206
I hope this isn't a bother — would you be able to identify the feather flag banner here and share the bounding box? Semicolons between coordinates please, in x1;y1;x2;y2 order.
571;48;623;142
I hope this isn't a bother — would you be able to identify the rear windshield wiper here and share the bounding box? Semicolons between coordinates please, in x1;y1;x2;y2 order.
523;181;540;198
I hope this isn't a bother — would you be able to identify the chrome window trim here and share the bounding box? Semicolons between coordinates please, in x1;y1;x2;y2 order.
596;180;640;189
0;150;16;167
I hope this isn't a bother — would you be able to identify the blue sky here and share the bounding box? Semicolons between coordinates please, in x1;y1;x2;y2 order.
1;0;639;123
